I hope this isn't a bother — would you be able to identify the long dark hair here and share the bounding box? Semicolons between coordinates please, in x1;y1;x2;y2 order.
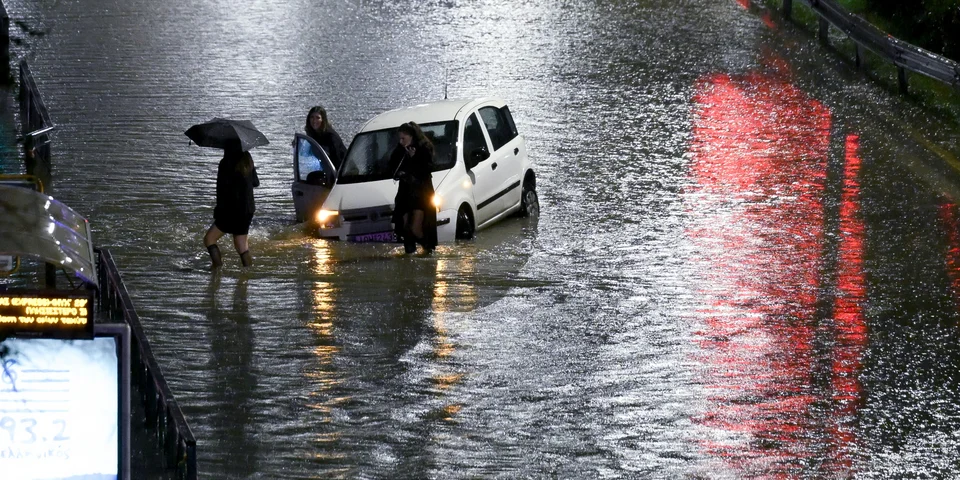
224;140;254;177
398;121;434;158
306;105;332;136
236;151;254;177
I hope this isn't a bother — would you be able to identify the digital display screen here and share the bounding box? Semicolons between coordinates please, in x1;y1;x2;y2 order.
0;291;94;338
0;336;119;480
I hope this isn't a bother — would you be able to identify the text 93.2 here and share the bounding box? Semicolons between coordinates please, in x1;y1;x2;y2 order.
0;416;69;445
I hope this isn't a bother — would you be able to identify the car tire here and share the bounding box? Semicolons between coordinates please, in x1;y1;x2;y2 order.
518;181;539;218
456;205;475;239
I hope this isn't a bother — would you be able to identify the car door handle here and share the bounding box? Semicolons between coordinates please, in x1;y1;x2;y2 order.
491;162;498;170
514;147;519;155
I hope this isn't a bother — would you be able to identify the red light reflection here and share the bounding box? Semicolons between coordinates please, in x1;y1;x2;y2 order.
825;134;867;472
940;202;960;302
687;67;866;477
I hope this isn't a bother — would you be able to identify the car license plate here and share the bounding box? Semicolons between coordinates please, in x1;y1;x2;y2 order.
348;231;396;243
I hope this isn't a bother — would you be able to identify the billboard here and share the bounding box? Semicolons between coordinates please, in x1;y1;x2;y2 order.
0;324;130;480
0;291;94;339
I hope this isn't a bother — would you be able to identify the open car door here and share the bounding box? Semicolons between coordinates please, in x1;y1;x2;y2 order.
292;134;337;223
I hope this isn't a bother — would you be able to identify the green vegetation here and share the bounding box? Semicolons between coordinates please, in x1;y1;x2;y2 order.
756;0;960;127
834;0;960;61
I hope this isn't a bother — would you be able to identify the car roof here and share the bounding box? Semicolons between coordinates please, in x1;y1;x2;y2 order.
358;97;505;132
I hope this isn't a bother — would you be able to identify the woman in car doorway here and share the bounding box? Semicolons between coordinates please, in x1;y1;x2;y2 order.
305;105;348;171
390;121;437;254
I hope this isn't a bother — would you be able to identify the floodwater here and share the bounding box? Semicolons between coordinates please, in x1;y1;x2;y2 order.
3;0;960;478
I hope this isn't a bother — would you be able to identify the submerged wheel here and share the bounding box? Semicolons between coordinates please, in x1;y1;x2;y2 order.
455;205;475;239
518;181;539;218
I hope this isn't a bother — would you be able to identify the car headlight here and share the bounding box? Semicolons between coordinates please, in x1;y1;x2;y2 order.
315;209;339;226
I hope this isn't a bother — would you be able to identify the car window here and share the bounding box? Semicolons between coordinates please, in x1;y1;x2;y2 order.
338;121;458;184
462;114;488;162
295;136;327;183
478;106;517;151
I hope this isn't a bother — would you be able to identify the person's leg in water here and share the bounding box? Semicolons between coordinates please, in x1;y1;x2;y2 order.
204;224;225;269
234;234;253;267
410;209;424;240
409;209;431;253
401;212;417;254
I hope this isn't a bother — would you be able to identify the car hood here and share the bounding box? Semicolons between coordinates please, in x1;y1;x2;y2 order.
323;170;452;210
322;179;397;210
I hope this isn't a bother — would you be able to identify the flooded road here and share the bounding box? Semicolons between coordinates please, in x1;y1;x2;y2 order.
4;0;960;478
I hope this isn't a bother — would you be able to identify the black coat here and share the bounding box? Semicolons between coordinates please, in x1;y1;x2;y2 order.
214;153;259;229
307;126;348;171
389;143;437;248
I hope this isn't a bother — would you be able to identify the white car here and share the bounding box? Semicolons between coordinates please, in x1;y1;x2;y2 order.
291;97;539;242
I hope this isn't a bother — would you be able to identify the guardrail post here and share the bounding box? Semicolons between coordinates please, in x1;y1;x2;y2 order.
818;17;829;45
782;0;793;20
898;66;908;94
0;1;9;85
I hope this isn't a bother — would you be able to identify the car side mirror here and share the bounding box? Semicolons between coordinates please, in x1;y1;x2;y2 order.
466;147;489;170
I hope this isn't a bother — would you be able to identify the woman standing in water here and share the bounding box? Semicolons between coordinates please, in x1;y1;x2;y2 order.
305;105;348;171
204;140;259;268
390;122;437;254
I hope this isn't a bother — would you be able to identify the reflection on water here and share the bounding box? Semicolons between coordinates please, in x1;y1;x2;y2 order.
5;0;960;477
827;133;867;473
204;275;258;476
686;60;869;477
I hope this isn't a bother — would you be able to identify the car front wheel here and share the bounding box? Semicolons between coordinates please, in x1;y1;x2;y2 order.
518;182;539;218
456;206;475;239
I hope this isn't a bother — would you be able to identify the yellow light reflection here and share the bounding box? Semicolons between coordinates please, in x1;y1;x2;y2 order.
434;339;455;359
441;404;462;422
431;260;459;359
310;281;335;321
306;345;339;367
306;242;347;454
312;432;342;444
308;319;334;337
432;373;463;390
311;240;335;276
432;258;451;312
428;257;466;421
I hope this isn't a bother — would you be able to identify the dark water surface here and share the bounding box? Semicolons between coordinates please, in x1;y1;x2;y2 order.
4;0;960;478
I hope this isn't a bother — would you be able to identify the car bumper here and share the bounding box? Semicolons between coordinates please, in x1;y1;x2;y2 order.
317;207;458;243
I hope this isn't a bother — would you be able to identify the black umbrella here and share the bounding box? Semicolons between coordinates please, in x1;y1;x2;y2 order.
184;117;270;152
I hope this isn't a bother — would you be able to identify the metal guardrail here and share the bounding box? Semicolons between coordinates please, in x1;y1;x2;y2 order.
18;60;54;141
778;0;960;94
96;248;198;480
18;60;55;196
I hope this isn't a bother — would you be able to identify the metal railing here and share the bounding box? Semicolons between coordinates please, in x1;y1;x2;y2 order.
96;248;198;480
777;0;960;94
18;60;55;189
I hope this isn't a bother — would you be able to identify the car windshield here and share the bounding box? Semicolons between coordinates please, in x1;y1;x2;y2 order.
337;121;458;184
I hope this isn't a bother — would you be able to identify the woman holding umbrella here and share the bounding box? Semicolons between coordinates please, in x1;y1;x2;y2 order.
204;139;259;268
186;118;268;269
